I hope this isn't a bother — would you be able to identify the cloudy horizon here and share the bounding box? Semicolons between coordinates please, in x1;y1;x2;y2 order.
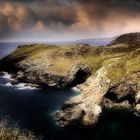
0;0;140;42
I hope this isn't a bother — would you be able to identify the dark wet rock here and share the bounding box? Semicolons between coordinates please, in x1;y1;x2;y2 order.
105;83;136;103
103;73;140;119
105;73;140;104
56;106;85;127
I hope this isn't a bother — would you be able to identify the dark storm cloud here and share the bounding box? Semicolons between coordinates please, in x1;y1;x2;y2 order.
9;0;140;8
0;0;139;41
81;0;140;14
6;0;140;26
0;1;39;37
1;0;77;26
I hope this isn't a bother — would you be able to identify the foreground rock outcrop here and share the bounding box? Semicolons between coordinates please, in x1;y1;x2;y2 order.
0;32;140;128
103;72;140;109
56;67;110;127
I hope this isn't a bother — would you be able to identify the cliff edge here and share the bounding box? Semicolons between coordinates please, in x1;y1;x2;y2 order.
0;33;140;127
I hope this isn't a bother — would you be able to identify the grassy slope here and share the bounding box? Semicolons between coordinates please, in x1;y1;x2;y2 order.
3;43;140;83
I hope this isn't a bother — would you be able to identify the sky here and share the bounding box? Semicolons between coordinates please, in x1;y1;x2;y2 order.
0;0;140;42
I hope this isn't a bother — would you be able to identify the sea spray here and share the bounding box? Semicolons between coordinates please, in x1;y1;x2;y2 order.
0;72;40;90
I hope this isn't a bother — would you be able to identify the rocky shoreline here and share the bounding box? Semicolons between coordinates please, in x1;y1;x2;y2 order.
0;32;140;128
0;64;91;89
56;71;140;127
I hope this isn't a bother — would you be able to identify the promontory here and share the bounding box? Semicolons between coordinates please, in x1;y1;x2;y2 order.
0;32;140;127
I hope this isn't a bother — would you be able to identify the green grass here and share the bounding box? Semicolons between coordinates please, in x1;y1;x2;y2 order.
125;50;140;74
7;44;58;60
47;57;74;75
106;48;140;83
3;43;140;82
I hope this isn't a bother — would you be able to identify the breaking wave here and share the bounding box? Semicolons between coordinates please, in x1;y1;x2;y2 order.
0;72;39;90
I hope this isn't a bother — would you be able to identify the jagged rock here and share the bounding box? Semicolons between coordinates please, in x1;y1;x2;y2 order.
105;83;136;103
102;98;131;110
103;73;140;118
56;106;85;127
105;73;140;104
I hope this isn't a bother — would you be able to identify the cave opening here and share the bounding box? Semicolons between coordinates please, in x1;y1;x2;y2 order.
68;69;90;88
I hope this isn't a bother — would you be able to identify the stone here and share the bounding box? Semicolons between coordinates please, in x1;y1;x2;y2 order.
105;83;136;103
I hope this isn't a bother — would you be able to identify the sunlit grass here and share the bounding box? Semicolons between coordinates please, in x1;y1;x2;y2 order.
106;47;140;83
3;42;140;83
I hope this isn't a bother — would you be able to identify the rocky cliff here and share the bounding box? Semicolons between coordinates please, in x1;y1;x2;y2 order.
0;33;140;127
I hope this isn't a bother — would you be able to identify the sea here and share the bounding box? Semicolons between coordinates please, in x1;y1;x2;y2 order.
0;42;140;140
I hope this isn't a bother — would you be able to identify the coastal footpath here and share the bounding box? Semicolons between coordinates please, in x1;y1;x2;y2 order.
0;32;140;127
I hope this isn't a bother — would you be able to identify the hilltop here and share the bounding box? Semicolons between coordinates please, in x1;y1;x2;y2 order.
0;32;140;127
110;32;140;45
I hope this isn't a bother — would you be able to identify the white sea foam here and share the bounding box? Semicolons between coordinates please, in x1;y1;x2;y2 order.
0;72;39;90
71;87;80;93
2;82;39;90
15;83;39;90
1;72;12;79
4;82;13;87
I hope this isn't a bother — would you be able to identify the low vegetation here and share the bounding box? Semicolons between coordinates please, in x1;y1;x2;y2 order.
0;120;39;140
1;34;140;83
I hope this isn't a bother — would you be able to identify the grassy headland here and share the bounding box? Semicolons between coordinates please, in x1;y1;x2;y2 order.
1;37;140;84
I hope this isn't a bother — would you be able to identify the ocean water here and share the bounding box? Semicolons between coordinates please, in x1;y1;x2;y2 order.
0;42;21;59
0;72;81;140
0;42;140;140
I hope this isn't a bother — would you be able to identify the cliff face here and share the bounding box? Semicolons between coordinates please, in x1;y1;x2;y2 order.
0;44;92;88
0;33;140;127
